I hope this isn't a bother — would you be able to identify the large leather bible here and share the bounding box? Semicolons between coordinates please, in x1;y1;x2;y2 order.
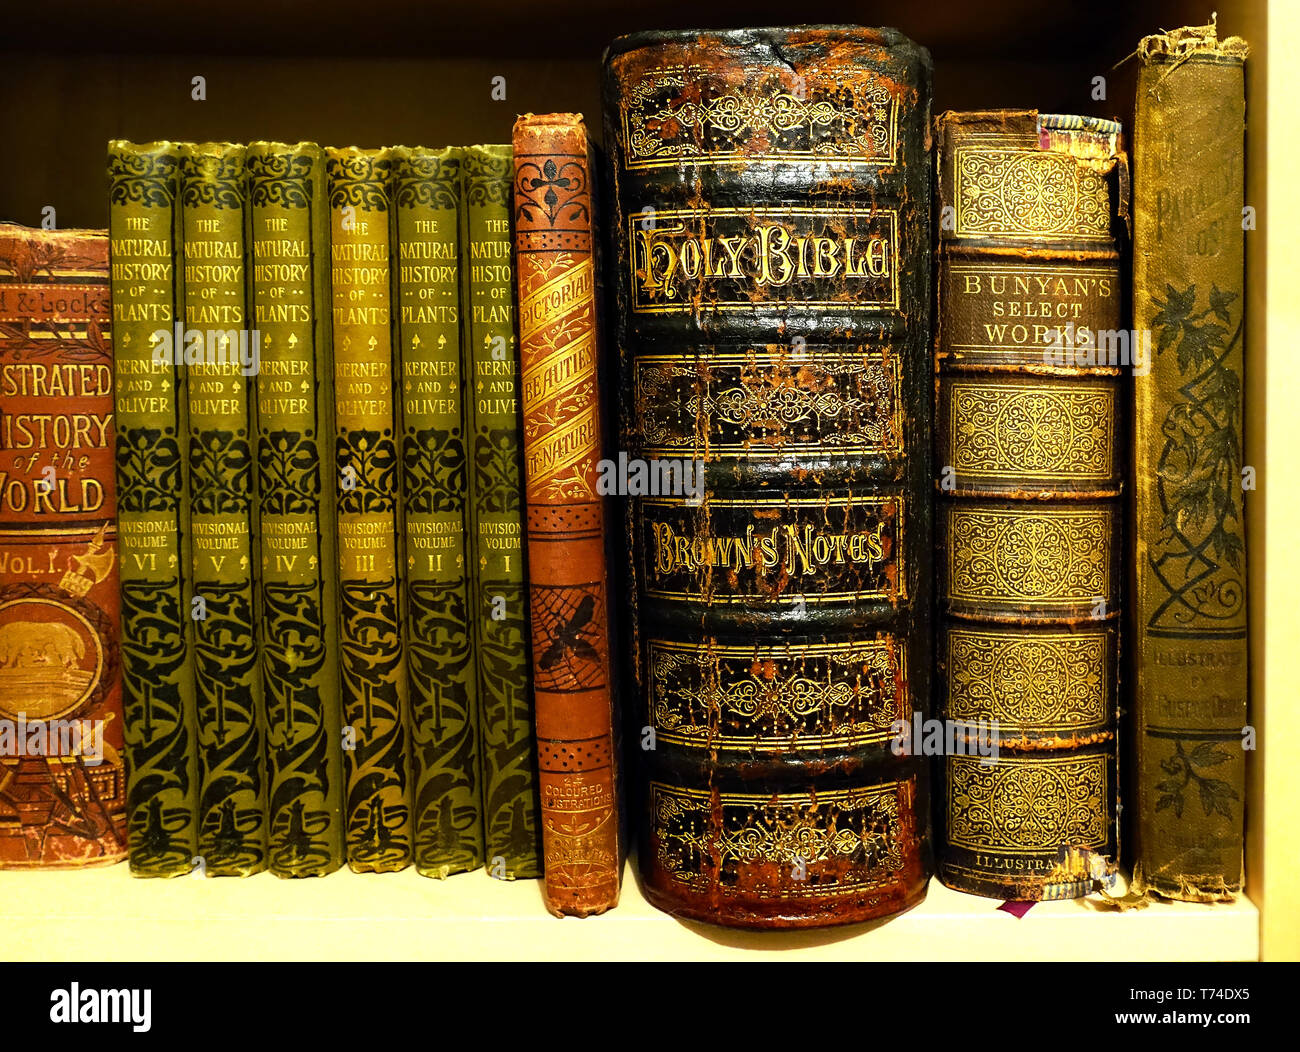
602;26;933;928
1133;22;1249;901
933;111;1124;899
512;112;621;916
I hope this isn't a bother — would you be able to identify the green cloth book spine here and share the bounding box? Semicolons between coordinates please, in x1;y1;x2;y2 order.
246;141;345;877
326;146;412;872
391;146;485;878
179;142;268;876
108;140;199;876
461;144;540;878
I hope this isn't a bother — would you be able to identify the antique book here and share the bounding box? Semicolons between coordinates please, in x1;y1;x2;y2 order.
933;111;1125;899
0;225;126;867
326;146;412;872
511;113;621;916
109;140;200;876
460;144;540;879
179;142;267;876
247;141;345;877
1133;22;1249;902
602;26;933;928
391;145;485;878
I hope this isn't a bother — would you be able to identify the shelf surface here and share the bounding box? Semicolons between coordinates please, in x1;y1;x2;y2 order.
0;861;1259;962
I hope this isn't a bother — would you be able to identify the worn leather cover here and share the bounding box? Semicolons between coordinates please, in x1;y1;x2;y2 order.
109;141;200;876
461;145;541;878
247;141;345;877
1133;23;1249;901
512;113;622;916
179;143;268;876
326;147;412;872
391;145;486;878
934;111;1124;900
603;26;932;928
0;224;127;867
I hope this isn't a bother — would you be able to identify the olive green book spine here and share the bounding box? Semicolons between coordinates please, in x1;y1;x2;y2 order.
108;140;199;876
392;146;484;878
461;144;539;878
1133;23;1250;901
179;142;267;876
326;146;412;872
246;141;345;877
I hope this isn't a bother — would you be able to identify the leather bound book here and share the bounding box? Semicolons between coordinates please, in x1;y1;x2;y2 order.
247;141;345;877
326;146;412;872
461;145;541;879
109;141;200;876
1133;22;1249;902
0;224;126;867
512;113;621;916
179;142;267;876
391;145;485;879
933;111;1125;900
603;26;933;929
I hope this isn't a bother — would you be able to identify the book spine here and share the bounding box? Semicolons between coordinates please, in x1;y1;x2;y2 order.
603;27;933;928
391;146;485;878
179;143;267;876
933;111;1125;900
461;144;540;878
511;114;621;915
1133;24;1249;901
0;224;127;868
108;140;199;876
326;146;412;872
247;141;345;877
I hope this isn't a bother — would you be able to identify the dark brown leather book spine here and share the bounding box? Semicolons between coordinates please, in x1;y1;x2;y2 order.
934;110;1125;899
603;26;933;929
0;224;126;867
1133;22;1250;901
511;113;621;916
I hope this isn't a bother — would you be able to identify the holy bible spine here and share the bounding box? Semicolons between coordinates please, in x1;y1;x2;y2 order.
179;142;267;876
109;141;200;876
391;145;485;878
0;224;126;868
511;113;621;916
247;141;345;877
1133;23;1250;901
603;26;933;928
933;111;1124;899
461;144;540;878
326;146;412;872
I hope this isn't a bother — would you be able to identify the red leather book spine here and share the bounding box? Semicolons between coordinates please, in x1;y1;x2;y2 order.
511;113;621;916
0;224;126;867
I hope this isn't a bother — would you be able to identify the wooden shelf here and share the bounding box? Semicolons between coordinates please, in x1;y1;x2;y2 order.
0;864;1259;961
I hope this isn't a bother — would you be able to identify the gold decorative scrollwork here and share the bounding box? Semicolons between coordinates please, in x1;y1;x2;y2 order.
950;382;1115;480
948;506;1111;605
947;754;1109;853
954;148;1110;240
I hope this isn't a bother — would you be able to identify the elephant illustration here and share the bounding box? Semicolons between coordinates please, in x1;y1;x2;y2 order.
0;620;85;669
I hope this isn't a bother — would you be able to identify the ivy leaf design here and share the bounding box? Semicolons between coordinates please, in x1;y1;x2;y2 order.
1208;283;1238;324
1190;741;1230;769
1198;778;1238;819
1152;283;1197;348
